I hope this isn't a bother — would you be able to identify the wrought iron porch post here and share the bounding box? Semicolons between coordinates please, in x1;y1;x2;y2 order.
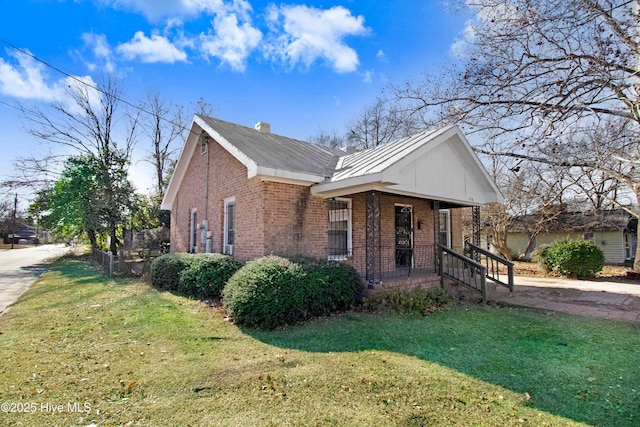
366;191;381;284
472;206;481;261
433;200;440;273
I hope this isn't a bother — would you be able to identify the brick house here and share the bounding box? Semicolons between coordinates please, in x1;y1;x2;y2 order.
161;115;503;288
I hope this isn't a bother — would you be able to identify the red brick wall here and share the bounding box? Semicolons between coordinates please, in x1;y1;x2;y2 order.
170;137;332;261
170;137;265;260
262;182;328;258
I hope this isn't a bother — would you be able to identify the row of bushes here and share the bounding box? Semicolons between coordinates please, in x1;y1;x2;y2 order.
150;253;243;299
150;254;363;329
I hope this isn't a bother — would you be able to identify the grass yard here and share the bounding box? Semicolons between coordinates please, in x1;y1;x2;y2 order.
0;256;638;426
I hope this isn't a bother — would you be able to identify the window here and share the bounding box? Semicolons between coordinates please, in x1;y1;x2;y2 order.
438;209;451;248
328;198;352;260
224;197;235;255
189;209;198;253
200;133;209;155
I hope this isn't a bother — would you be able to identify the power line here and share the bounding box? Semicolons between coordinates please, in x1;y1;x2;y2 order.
0;38;201;140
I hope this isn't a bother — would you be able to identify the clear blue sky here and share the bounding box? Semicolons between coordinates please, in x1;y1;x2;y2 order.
0;0;468;198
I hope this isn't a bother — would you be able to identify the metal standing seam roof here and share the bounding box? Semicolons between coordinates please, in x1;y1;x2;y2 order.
198;115;343;178
329;126;451;182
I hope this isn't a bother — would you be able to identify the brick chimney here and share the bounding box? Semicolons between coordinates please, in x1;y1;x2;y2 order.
255;122;271;134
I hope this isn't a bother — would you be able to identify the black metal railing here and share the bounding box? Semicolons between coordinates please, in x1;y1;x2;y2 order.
467;243;514;292
346;244;438;284
438;244;487;303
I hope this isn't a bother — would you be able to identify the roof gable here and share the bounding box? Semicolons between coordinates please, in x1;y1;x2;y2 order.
311;126;504;205
161;115;342;210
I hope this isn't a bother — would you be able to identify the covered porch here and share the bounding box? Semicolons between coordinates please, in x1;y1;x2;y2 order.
326;190;481;290
312;126;504;291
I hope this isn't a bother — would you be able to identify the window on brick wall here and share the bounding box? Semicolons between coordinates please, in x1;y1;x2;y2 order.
189;209;198;253
438;209;451;248
328;198;352;260
224;197;235;255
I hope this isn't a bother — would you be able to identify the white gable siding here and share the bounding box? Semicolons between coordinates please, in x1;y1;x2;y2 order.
387;141;488;205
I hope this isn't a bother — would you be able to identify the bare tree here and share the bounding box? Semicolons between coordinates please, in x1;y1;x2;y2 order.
18;75;138;254
308;129;345;149
346;97;420;149
394;0;640;270
139;90;186;197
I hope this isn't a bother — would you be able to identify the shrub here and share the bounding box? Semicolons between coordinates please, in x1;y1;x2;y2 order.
179;253;243;299
531;244;552;271
290;257;363;316
150;253;193;291
364;286;450;315
223;256;308;329
534;239;604;279
223;256;363;329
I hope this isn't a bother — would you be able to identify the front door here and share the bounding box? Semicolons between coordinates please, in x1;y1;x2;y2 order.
395;205;413;268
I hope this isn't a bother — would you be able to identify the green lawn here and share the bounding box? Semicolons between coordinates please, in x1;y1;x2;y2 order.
0;256;638;426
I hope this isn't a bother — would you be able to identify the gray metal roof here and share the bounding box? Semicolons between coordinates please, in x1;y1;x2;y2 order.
198;115;343;177
330;127;447;182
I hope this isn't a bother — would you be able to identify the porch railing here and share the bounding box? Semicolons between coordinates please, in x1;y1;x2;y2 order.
438;244;488;303
347;244;438;284
466;243;514;292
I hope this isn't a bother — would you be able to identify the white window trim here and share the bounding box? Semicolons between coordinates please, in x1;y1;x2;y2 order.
328;197;352;261
439;209;451;248
223;197;236;255
189;208;198;253
200;134;209;155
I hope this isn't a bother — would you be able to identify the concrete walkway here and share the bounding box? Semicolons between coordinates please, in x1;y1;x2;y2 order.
488;275;640;323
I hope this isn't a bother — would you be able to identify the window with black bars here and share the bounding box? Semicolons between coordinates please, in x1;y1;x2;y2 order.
328;199;351;259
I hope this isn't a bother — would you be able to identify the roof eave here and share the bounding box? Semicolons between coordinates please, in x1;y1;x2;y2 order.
254;166;326;186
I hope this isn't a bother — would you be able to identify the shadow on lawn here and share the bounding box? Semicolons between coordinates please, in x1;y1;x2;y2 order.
245;307;640;427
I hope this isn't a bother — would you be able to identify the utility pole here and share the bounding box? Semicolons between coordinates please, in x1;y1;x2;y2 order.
10;193;17;250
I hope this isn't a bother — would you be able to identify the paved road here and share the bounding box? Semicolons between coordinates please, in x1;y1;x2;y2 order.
0;244;70;315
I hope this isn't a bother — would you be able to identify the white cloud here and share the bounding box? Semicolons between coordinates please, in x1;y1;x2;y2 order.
0;48;101;115
117;31;188;63
81;33;116;72
264;5;369;73
362;69;373;84
95;1;369;73
0;49;65;101
101;0;248;22
199;13;262;71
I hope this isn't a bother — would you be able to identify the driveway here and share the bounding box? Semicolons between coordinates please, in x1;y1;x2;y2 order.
0;244;70;315
489;275;640;323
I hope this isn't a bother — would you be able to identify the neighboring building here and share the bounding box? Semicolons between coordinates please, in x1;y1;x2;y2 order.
507;209;638;265
161;115;503;287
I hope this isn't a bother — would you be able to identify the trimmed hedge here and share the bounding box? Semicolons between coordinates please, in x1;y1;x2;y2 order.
150;253;193;291
533;239;604;279
150;253;243;299
223;256;363;329
179;253;243;299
